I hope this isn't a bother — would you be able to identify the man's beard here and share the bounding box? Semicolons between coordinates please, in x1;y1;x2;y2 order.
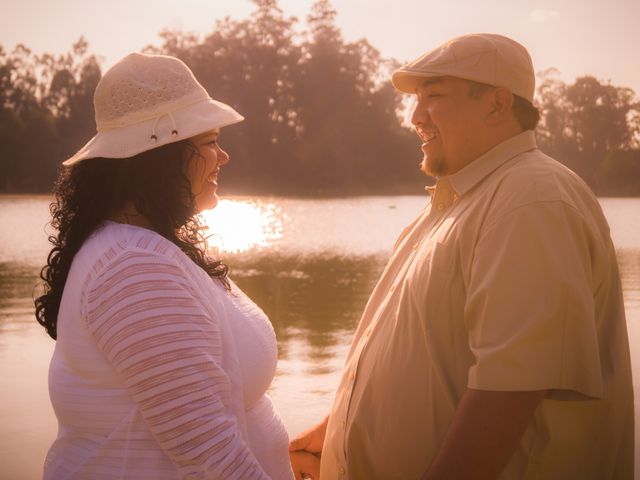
420;154;448;178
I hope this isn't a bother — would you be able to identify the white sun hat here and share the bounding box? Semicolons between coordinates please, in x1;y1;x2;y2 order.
391;33;535;102
63;52;244;166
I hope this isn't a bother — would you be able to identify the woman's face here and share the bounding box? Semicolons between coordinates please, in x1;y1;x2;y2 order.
184;128;229;212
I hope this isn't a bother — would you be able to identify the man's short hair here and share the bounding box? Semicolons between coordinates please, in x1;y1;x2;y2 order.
467;80;540;131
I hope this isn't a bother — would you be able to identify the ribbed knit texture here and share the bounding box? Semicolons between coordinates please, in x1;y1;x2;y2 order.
44;221;293;479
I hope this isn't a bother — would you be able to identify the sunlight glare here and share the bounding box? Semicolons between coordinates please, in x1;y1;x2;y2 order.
199;199;284;254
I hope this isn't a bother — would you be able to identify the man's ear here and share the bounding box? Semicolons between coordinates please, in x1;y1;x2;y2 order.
486;87;514;124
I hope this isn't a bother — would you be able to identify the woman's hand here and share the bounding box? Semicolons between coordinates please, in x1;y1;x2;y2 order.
289;416;329;455
290;450;321;480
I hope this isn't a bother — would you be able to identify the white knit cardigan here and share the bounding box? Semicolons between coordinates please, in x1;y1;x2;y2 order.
44;221;272;479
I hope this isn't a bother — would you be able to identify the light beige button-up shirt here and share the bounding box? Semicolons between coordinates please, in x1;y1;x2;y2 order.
320;131;634;479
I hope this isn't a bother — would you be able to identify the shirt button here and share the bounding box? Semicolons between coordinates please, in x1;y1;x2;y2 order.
437;203;445;210
339;466;346;475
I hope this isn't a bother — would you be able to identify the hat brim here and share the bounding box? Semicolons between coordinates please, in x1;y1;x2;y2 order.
391;69;445;94
63;98;244;166
391;66;535;102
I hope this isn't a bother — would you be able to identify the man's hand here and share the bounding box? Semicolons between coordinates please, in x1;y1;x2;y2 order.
289;415;329;455
290;450;321;480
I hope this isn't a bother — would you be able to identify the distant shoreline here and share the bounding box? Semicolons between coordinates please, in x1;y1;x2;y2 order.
2;191;639;200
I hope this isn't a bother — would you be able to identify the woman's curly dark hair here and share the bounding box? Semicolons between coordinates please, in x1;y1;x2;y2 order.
35;140;229;340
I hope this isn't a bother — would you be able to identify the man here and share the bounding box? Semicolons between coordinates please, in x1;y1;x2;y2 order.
290;33;634;479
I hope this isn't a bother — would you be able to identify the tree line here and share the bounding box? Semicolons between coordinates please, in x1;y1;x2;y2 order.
1;0;639;196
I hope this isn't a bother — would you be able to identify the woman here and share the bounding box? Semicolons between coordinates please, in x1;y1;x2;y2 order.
35;52;307;479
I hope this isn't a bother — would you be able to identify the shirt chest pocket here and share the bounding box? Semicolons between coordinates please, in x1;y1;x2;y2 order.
402;218;465;329
405;237;455;295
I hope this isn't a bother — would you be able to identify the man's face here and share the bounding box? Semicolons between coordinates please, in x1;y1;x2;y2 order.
411;76;491;177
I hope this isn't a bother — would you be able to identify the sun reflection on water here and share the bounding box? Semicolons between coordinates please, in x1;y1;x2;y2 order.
199;199;285;254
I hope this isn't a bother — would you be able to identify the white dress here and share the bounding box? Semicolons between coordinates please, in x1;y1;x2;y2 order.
44;221;294;479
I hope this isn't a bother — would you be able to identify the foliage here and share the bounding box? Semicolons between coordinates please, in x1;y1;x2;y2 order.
0;38;100;191
0;0;639;196
595;150;640;196
146;0;422;195
536;69;640;192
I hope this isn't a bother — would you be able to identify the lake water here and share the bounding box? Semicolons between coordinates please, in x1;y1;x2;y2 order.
1;194;639;479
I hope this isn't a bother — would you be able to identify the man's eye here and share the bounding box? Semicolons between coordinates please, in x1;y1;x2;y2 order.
208;140;218;146
418;93;441;103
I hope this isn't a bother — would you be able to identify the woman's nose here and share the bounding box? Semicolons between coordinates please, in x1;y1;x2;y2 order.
218;148;230;166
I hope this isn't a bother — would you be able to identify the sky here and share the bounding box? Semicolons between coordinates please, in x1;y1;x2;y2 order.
2;0;639;96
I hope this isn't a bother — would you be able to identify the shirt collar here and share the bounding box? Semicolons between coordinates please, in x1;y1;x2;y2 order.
441;130;537;197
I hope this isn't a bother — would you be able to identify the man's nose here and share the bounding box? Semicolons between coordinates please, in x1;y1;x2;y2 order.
410;100;427;127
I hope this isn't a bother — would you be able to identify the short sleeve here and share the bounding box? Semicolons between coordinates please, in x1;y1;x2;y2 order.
465;200;603;399
83;249;270;479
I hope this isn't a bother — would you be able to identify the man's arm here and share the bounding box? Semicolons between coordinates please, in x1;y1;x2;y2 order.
422;388;547;480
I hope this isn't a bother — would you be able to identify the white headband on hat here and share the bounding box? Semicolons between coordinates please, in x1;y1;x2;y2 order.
391;33;535;102
63;53;244;166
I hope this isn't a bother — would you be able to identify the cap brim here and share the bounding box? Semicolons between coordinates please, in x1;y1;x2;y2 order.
391;69;444;94
63;98;244;166
392;66;535;102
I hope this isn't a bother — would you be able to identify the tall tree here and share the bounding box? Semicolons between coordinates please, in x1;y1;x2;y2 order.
0;38;101;191
0;44;56;191
291;0;420;193
537;71;640;188
0;44;40;116
5;1;637;195
154;0;301;193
